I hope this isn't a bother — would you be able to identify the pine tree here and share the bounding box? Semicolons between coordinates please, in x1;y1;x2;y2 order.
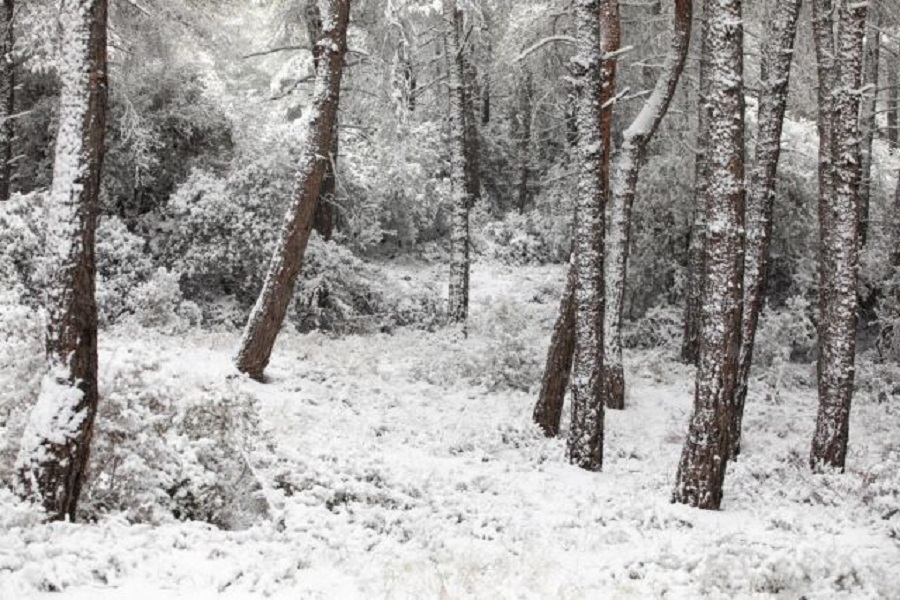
731;0;802;459
15;0;108;521
0;0;13;201
672;0;744;510
810;0;867;472
235;0;350;381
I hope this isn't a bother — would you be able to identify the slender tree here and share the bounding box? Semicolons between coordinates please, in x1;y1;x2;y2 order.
0;0;13;201
445;0;472;332
603;0;693;410
672;0;744;510
567;0;615;471
810;0;867;472
730;0;802;459
15;0;108;521
514;69;533;214
235;0;350;380
859;11;879;248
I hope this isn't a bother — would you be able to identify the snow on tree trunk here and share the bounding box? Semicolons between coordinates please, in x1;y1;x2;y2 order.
515;69;533;214
567;0;612;472
888;64;898;150
681;4;711;366
533;256;576;437
859;12;879;248
0;0;13;201
811;0;866;473
672;0;744;510
603;0;692;410
235;0;350;381
445;0;472;332
15;0;108;521
731;0;801;460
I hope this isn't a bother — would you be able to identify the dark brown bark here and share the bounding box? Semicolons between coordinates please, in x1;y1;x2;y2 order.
533;262;576;437
16;0;108;521
811;0;866;472
235;0;350;380
0;0;12;201
673;0;744;510
731;0;802;460
603;0;692;411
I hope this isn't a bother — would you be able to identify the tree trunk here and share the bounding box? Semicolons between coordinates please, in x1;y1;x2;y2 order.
307;0;338;241
515;69;533;214
15;0;108;521
0;0;13;201
567;0;614;472
235;0;350;381
603;0;692;410
672;0;744;510
533;259;576;437
446;0;472;332
858;13;879;248
811;0;866;472
888;63;898;150
731;0;802;460
681;4;712;366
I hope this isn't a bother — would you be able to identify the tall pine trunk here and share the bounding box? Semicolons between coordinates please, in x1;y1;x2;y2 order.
603;0;692;410
0;0;13;201
672;0;744;510
235;0;350;380
859;12;879;248
15;0;108;521
515;69;533;214
811;0;866;472
731;0;801;460
445;0;472;331
567;0;613;471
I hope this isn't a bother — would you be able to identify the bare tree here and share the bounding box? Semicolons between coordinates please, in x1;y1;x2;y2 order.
567;0;617;471
810;0;867;472
672;0;744;510
0;0;13;201
235;0;350;381
731;0;802;459
603;0;693;410
16;0;108;521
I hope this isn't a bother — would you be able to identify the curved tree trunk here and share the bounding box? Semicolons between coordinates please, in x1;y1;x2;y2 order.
731;0;802;460
603;0;692;410
235;0;350;380
567;0;615;472
811;0;866;472
673;0;745;510
0;0;13;201
16;0;108;521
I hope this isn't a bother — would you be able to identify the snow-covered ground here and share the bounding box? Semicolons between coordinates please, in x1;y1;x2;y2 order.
2;262;899;599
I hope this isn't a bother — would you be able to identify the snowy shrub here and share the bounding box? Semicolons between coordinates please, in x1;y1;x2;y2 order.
622;305;682;351
0;191;47;301
754;296;816;368
476;208;570;266
82;348;269;529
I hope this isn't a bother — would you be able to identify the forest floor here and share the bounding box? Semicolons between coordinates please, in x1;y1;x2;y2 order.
1;261;900;599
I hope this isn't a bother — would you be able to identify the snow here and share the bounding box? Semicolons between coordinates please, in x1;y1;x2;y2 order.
2;261;900;598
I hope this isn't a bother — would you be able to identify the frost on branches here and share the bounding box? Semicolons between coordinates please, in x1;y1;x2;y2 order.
15;0;108;521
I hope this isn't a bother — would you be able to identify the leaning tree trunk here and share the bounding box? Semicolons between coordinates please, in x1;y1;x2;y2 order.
307;0;339;241
858;12;879;248
603;0;692;410
445;0;472;332
681;4;712;366
672;0;744;510
811;0;866;472
0;0;13;201
567;0;613;472
15;0;108;521
235;0;350;381
731;0;802;460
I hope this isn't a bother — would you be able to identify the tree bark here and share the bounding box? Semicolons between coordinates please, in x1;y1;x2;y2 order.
567;0;614;472
515;69;533;214
603;0;692;410
888;62;898;150
673;0;744;510
15;0;108;521
0;0;13;201
235;0;350;380
446;0;472;332
858;12;879;248
811;0;866;472
681;4;712;366
731;0;802;460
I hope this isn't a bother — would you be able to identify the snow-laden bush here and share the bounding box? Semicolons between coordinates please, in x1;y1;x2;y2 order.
0;192;46;301
622;305;682;351
82;347;268;529
476;208;569;266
